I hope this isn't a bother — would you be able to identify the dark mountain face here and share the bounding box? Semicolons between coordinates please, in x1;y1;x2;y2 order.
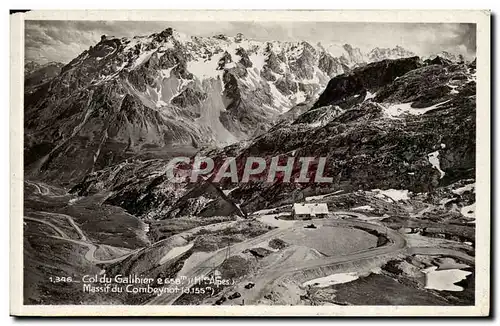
313;57;423;109
24;30;417;186
70;56;476;219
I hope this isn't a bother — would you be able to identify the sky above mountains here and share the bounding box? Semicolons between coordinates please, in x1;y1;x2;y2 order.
25;20;476;64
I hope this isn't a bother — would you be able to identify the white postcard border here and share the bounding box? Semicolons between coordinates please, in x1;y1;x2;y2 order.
10;9;491;317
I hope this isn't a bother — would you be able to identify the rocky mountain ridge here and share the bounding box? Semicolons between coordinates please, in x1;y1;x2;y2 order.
70;55;476;220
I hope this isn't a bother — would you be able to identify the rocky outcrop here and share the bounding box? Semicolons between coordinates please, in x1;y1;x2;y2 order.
374;62;475;107
318;52;350;77
342;44;366;65
313;57;422;109
429;51;465;63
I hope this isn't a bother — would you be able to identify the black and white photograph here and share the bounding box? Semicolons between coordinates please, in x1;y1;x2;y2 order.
9;10;491;316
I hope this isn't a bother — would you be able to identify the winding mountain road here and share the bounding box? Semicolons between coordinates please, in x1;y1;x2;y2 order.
24;216;69;238
408;247;475;265
24;178;475;305
146;216;407;305
146;210;475;305
25;180;68;197
24;213;136;265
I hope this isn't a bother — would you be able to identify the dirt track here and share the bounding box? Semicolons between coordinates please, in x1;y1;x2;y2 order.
23;180;475;305
25;214;137;265
146;210;476;305
146;216;407;305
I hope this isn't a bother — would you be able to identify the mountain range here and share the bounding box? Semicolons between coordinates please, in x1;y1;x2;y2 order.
24;28;423;185
25;28;474;202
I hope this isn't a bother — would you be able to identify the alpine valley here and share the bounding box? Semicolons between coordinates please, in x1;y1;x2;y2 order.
23;27;476;306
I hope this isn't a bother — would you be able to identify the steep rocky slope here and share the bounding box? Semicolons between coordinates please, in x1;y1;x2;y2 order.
24;28;415;185
24;61;65;93
70;55;476;219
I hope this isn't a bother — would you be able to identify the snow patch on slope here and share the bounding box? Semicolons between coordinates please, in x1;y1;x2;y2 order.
188;55;224;79
460;203;475;219
383;100;451;118
302;267;382;288
159;243;194;265
303;272;360;288
365;91;377;101
352;205;375;211
428;151;446;179
422;266;471;292
131;49;155;69
249;51;267;72
373;189;411;202
269;83;292;108
452;183;475;195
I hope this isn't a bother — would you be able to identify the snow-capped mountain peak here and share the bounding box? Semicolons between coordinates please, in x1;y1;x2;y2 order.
368;45;416;62
24;27;422;184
